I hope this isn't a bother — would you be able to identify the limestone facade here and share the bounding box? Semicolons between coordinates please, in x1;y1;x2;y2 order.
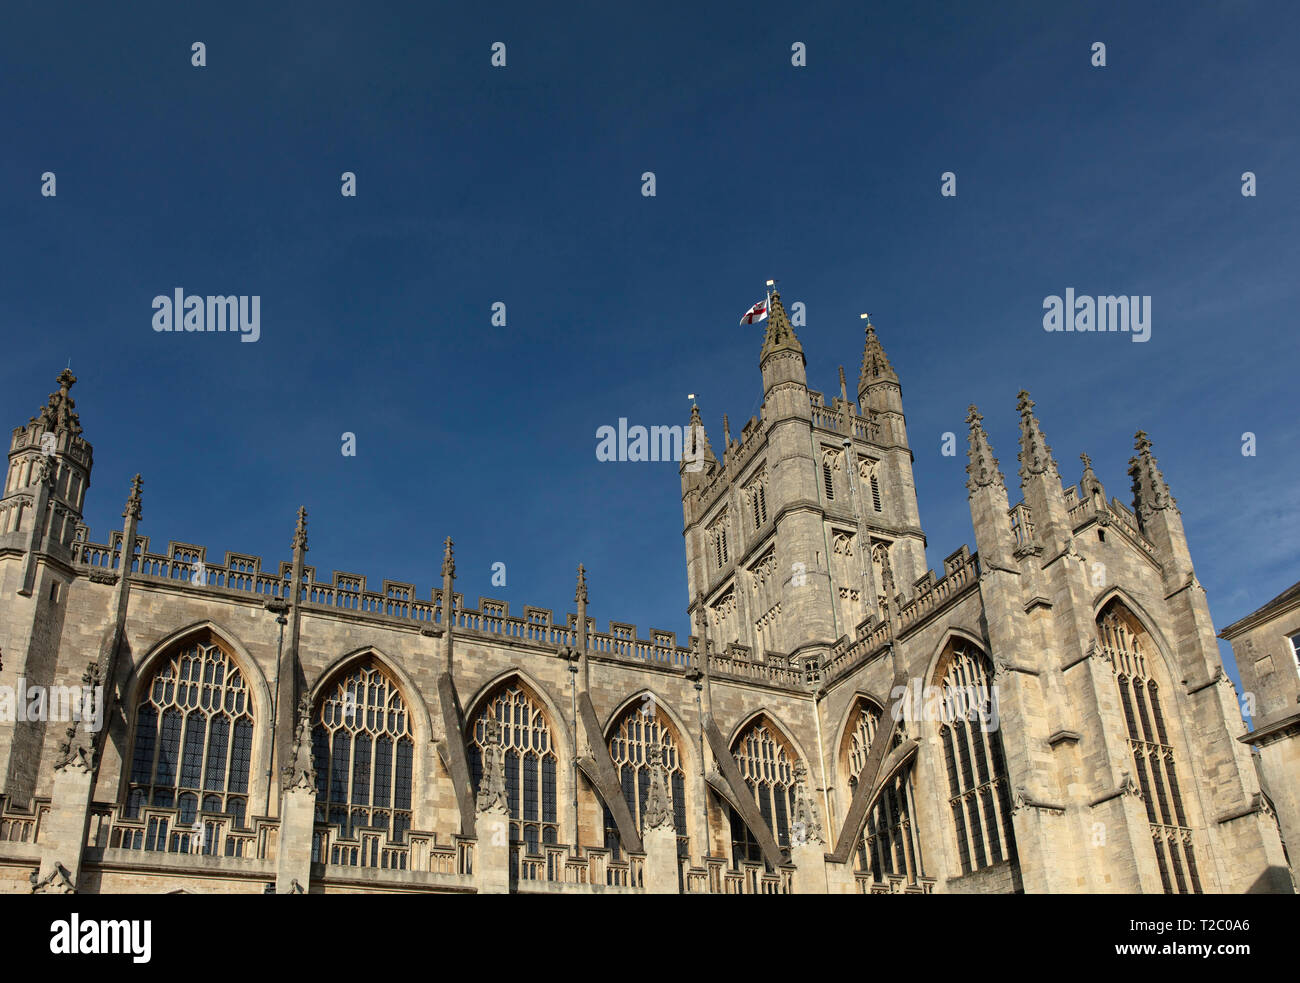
0;302;1292;894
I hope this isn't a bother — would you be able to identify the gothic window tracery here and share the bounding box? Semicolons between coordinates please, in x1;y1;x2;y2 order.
860;458;883;511
937;641;1016;876
469;681;559;854
845;698;924;883
1098;602;1202;893
729;717;798;864
125;638;253;842
312;660;414;846
603;703;689;857
709;512;730;568
821;449;839;501
745;469;768;529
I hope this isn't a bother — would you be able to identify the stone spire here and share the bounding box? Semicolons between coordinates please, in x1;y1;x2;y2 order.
859;320;898;390
123;474;143;521
1128;431;1173;521
574;563;590;686
683;401;717;474
31;369;83;437
759;291;804;363
291;506;308;552
965;405;1004;493
722;413;731;449
641;742;675;832
1016;390;1058;480
441;536;455;579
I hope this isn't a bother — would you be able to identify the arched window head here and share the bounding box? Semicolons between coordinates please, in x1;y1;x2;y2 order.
843;698;923;883
729;716;797;863
859;458;883;511
1097;600;1201;893
935;640;1017;877
821;450;839;501
312;660;414;847
469;681;558;854
604;702;689;858
125;636;253;846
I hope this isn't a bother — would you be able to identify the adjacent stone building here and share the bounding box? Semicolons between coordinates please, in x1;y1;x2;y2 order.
0;294;1293;894
1221;580;1300;874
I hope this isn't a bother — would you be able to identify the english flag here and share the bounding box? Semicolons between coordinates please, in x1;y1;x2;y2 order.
739;299;769;325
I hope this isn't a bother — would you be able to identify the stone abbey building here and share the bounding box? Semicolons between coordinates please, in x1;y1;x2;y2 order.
0;293;1293;894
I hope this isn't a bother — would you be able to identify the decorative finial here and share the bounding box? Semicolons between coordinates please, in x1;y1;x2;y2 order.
1080;452;1093;471
965;405;1004;492
292;506;308;552
575;563;588;605
1016;389;1058;479
1128;430;1172;519
441;537;455;579
123;474;143;521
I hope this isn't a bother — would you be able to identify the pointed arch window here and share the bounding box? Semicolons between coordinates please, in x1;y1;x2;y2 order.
729;717;797;864
603;703;689;858
123;637;253;851
745;471;769;529
845;698;923;883
937;641;1017;876
469;682;559;854
860;458;883;511
312;661;414;847
709;512;730;569
1098;602;1201;893
821;450;839;501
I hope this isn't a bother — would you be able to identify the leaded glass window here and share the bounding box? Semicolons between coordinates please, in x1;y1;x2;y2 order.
313;661;414;845
604;703;689;858
125;638;252;833
845;697;923;882
1098;602;1201;894
469;682;559;854
729;717;797;864
937;641;1016;876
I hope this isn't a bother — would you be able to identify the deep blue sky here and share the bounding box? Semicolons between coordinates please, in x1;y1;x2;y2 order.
3;1;1296;692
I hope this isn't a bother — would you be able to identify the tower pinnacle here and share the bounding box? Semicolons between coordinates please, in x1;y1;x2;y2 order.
965;405;1004;493
859;322;898;390
1128;430;1173;521
759;291;804;363
1016;390;1058;480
